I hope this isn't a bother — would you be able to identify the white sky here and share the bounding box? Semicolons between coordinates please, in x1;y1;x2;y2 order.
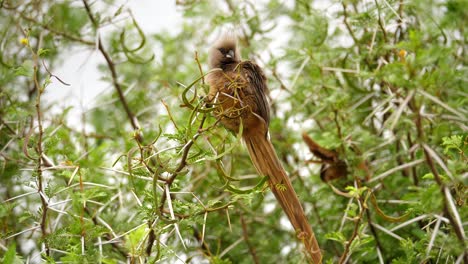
44;1;181;120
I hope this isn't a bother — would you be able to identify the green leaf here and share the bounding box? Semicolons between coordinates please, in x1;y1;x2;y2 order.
37;48;50;57
422;173;434;180
325;231;346;244
442;135;463;154
14;60;34;77
2;243;23;264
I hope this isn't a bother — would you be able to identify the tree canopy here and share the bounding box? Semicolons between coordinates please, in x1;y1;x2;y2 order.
0;0;466;263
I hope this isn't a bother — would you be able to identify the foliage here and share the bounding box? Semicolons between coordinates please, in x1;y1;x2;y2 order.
0;0;466;263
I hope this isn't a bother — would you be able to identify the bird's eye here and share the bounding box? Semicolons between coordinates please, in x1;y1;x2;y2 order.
218;48;226;53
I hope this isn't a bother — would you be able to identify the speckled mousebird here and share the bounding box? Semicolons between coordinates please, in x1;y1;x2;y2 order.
206;34;322;263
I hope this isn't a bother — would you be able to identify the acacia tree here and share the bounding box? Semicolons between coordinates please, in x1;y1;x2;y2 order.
0;0;466;263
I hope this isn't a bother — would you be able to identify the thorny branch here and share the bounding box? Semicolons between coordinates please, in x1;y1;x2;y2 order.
17;27;51;256
339;194;367;264
32;44;50;257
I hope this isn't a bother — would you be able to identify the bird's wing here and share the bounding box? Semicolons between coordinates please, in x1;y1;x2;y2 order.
240;61;270;127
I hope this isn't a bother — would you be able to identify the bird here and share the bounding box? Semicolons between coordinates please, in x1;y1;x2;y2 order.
206;33;322;263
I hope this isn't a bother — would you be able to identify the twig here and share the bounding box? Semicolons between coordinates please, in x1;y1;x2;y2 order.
28;35;50;256
219;238;244;258
371;223;403;241
165;185;187;249
386;90;415;131
291;56;310;90
369;158;424;183
426;216;442;257
193;226;213;257
339;197;365;263
382;0;402;21
417;90;467;121
194;51;205;85
41;59;70;86
161;99;180;131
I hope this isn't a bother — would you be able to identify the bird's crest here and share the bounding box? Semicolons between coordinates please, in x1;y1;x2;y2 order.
209;31;240;69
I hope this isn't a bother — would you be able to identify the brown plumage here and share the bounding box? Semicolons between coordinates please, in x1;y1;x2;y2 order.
207;34;322;263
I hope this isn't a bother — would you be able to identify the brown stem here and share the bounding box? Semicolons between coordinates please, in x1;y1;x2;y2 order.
146;225;156;256
32;41;50;256
339;198;365;264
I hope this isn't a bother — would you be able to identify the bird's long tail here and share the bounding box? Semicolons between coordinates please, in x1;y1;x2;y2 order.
244;133;322;263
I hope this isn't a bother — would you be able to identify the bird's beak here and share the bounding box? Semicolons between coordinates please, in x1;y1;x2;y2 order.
226;50;235;58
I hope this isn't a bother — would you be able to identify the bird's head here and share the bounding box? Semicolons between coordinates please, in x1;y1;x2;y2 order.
209;33;240;69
